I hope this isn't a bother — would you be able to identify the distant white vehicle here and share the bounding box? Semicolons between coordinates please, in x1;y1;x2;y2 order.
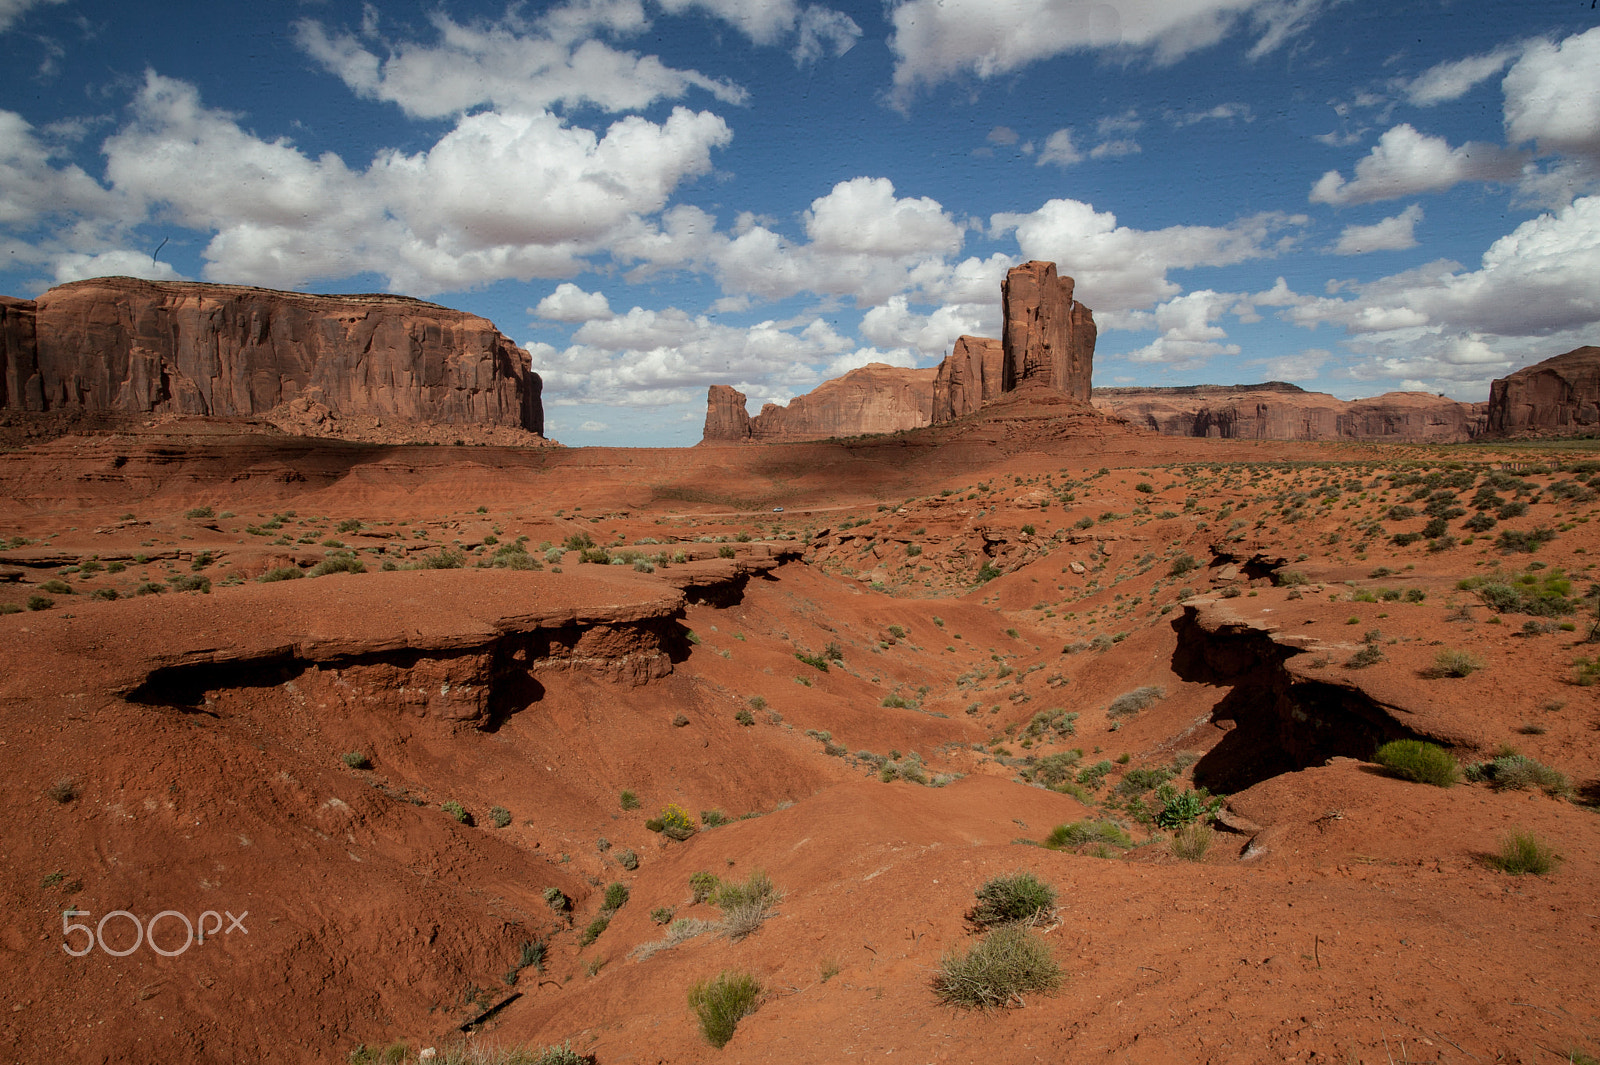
772;507;784;512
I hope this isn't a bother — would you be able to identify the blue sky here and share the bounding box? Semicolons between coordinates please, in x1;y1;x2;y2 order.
1;0;1597;445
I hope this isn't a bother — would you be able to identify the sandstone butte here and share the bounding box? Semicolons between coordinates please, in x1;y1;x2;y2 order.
703;259;1093;443
1092;381;1491;442
0;277;545;443
1486;344;1600;435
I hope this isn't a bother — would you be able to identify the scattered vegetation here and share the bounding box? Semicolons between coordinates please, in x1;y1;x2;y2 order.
342;751;372;770
1106;685;1165;719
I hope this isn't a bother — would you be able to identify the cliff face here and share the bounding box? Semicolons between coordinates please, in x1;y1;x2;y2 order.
1000;260;1095;402
0;277;543;435
1092;384;1487;442
1487;346;1600;434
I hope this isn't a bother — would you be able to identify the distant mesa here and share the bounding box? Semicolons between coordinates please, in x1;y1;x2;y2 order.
703;259;1096;444
0;277;545;444
1486;345;1600;435
1092;383;1491;443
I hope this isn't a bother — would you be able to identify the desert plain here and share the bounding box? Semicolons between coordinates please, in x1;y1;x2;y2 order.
1;388;1598;1065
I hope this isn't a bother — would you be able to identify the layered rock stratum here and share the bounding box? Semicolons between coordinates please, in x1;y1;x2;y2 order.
0;277;544;440
1092;382;1489;442
1486;345;1600;435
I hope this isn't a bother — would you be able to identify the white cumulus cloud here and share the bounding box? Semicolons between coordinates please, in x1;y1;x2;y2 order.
990;198;1306;313
1404;45;1521;106
887;0;1328;106
295;9;747;119
96;73;731;294
1310;124;1524;205
1503;27;1600;161
534;283;614;321
1036;129;1082;168
1331;204;1423;255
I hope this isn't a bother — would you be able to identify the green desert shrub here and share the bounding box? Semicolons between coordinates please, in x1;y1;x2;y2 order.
26;594;54;610
39;579;73;594
616;848;639;871
310;550;365;577
687;970;762;1048
1431;648;1484;677
489;805;512;829
257;566;303;583
602;882;629;912
689;870;720;903
970;870;1055;927
579;916;609;947
1373;739;1459;787
341;751;372;770
619;788;640;810
1489;829;1561;876
932;924;1062;1009
1044;820;1131;850
414;548;466;569
441;800;472;825
1170;822;1215;862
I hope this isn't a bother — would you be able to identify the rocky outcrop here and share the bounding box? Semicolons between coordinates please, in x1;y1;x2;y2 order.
0;277;543;436
701;260;1098;443
932;335;1004;422
1487;346;1600;435
701;363;937;444
1000;260;1096;402
703;384;754;442
1093;383;1487;442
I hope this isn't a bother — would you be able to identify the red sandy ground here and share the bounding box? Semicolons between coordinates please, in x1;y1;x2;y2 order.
0;405;1596;1064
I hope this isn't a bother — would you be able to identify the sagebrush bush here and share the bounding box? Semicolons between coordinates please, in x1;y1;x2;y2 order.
932;924;1062;1009
1044;821;1130;850
1373;739;1459;787
689;870;720;903
1470;754;1571;797
1170;822;1214;862
441;800;472;824
714;870;781;941
970;870;1055;927
687;970;762;1048
1490;829;1561;876
1431;648;1483;677
1106;685;1165;719
342;751;372;770
489;806;512;829
602;882;629;912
